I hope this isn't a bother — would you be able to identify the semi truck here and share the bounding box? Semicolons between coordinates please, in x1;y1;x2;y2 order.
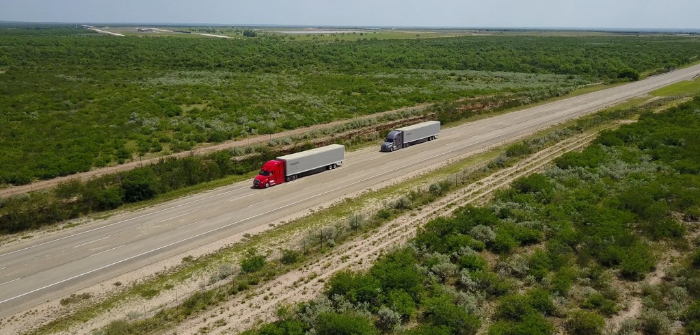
381;121;440;152
253;144;345;188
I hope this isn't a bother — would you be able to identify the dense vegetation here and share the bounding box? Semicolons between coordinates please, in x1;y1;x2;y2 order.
243;98;700;335
1;27;699;184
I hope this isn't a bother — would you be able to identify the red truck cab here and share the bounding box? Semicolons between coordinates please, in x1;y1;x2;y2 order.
253;160;285;188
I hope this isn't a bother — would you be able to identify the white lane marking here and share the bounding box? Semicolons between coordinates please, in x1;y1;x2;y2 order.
175;219;205;230
0;186;249;259
4;67;699;305
73;236;110;249
348;170;364;176
226;193;254;202
0;278;20;287
88;245;124;258
142;211;192;228
354;150;381;158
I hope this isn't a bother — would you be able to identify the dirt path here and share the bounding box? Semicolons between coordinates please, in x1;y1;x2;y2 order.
606;228;699;333
153;27;233;39
88;28;125;37
171;132;599;335
0;105;428;198
606;250;678;333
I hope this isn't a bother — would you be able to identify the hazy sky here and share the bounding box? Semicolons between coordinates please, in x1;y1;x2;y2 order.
1;0;699;29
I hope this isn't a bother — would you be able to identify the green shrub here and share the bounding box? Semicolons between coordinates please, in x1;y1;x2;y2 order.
458;254;488;272
595;129;625;147
565;310;605;335
639;309;671;335
315;312;379;335
494;295;534;321
393;196;413;210
399;325;453;335
527;289;555;316
554;145;608;169
505;142;533;158
377;209;392;220
280;249;300;265
241;251;266;273
489;292;554;335
581;293;619;316
683;301;700;334
423;295;480;335
551;267;576;295
472;271;513;297
528;249;552;280
326;270;381;305
619;243;656;281
387;290;416;320
512;174;553;195
643;218;685;241
370;248;424;299
691;250;700;269
121;168;159;203
253;319;305;335
488;313;554;335
490;232;518;254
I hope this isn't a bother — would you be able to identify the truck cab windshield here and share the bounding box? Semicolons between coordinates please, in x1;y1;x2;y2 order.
259;170;271;176
385;131;398;142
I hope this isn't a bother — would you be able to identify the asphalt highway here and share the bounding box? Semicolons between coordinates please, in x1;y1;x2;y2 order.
1;64;699;318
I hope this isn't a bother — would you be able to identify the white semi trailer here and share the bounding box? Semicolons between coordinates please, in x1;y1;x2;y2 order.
381;121;440;152
254;144;345;188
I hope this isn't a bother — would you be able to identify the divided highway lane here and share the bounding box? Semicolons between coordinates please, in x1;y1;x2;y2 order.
1;64;699;318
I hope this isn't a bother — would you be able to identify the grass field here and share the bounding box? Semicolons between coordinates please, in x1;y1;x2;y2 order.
652;76;700;96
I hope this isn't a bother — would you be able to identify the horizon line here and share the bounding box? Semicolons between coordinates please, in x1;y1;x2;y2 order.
1;20;699;33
